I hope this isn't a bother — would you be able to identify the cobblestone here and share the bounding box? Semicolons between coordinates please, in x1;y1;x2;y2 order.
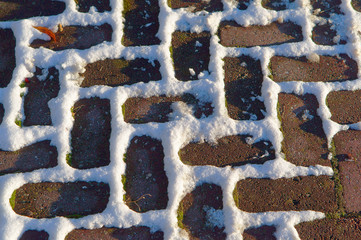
327;90;361;124
0;28;15;88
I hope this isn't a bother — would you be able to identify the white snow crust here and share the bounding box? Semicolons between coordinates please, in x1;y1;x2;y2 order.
1;0;361;239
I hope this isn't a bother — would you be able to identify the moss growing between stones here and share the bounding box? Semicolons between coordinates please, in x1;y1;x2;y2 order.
9;190;16;209
65;214;84;219
177;202;184;228
66;153;73;166
15;117;22;127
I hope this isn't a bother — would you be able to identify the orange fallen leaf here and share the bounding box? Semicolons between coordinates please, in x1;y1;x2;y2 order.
33;26;57;42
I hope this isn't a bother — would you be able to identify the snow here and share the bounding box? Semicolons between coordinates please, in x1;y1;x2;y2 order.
0;0;360;239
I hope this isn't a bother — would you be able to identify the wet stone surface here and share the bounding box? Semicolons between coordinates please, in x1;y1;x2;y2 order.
243;225;276;240
30;24;112;51
80;58;162;87
124;135;168;212
75;0;111;13
218;21;302;47
327;90;361;124
19;230;49;240
70;97;111;169
122;0;160;46
0;140;57;175
312;23;346;45
11;181;110;218
295;218;361;239
178;183;226;240
65;226;164;240
278;93;330;167
179;135;275;167
0;28;16;88
236;0;251;10
23;67;60;126
261;0;295;11
223;56;266;121
310;0;342;18
172;31;211;81
169;0;223;12
234;176;337;212
0;103;4;124
269;54;358;82
123;94;213;124
0;0;65;21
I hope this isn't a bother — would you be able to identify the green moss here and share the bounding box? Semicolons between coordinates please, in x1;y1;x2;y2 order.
232;187;239;208
177;202;184;228
167;0;172;8
122;0;132;13
15;118;22;127
9;190;16;209
66;153;73;166
65;214;84;219
111;59;129;69
19;81;26;88
20;92;25;98
121;104;126;118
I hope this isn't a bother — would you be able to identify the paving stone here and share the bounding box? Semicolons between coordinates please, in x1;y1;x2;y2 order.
171;31;211;81
218;21;302;47
333;130;361;213
223;56;266;120
234;176;337;212
327;90;361;124
23;67;60;126
19;230;49;240
0;0;65;21
352;0;361;12
0;28;16;88
178;183;226;240
70;97;111;169
75;0;111;13
0;103;4;124
11;181;110;218
295;218;361;239
236;0;251;10
65;226;164;240
310;0;342;18
179;135;275;167
269;54;358;82
278;93;330;167
124;136;168;212
312;23;346;45
122;0;160;46
0;140;57;175
261;0;295;11
30;24;112;51
243;225;276;240
168;0;223;12
80;58;161;87
123;94;213;123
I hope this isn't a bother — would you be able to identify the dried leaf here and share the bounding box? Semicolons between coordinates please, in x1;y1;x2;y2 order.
33;26;57;42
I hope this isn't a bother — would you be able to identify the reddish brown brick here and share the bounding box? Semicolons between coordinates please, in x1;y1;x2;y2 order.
333;130;361;213
352;0;361;12
295;218;361;239
169;0;223;12
312;23;346;45
0;28;16;88
327;90;361;124
19;230;49;240
278;93;330;167
218;21;302;47
11;181;110;218
179;135;275;167
234;176;337;213
262;0;295;11
0;141;57;175
76;0;111;13
243;225;276;240
270;54;358;82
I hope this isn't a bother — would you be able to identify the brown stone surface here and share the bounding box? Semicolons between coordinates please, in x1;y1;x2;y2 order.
278;93;330;167
0;28;16;88
172;31;210;81
312;23;346;45
295;218;361;239
352;0;361;12
124;136;168;212
261;0;295;11
179;135;275;167
23;67;60;126
270;54;358;82
0;0;65;21
0;140;57;175
80;58;161;87
243;225;276;240
123;94;213;123
65;226;164;240
122;0;160;46
169;0;223;12
76;0;111;13
218;21;302;47
310;0;342;18
234;176;337;212
223;56;266;120
327;90;361;124
11;181;110;218
178;183;226;240
19;230;49;240
30;24;112;51
70;97;111;169
333;130;361;213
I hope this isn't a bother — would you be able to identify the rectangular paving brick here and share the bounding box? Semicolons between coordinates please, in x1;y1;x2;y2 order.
269;54;358;82
169;0;223;12
80;58;161;87
0;28;16;88
311;0;342;18
312;23;346;45
75;0;111;13
262;0;295;11
243;225;276;240
278;93;330;167
234;176;337;212
218;21;302;47
224;56;266;120
327;90;361;124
